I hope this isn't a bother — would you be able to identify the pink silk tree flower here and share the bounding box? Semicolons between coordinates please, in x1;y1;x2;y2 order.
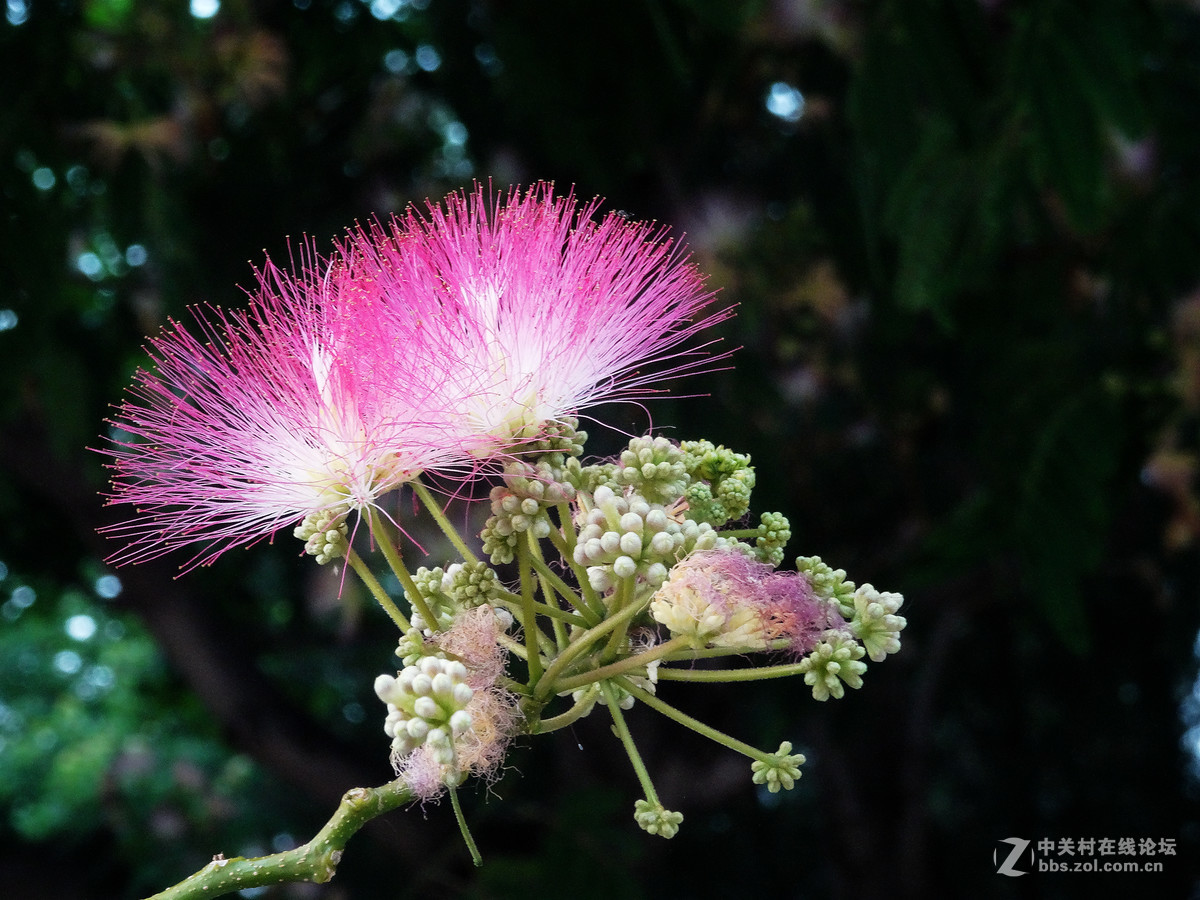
338;182;733;454
101;254;473;569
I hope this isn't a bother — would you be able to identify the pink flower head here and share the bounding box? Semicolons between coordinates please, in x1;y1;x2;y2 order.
339;182;732;453
101;252;472;569
650;549;838;653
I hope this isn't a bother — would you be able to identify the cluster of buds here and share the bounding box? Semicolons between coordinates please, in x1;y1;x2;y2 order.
375;657;475;770
292;507;349;565
367;430;905;836
678;439;755;526
573;485;722;593
375;607;519;800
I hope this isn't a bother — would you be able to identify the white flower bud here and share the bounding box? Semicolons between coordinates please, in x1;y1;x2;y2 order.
619;512;644;533
645;509;668;531
613;555;637;578
588;566;613;592
374;674;397;703
649;532;675;556
413;696;440;719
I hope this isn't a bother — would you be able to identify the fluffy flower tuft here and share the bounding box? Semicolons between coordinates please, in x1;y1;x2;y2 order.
101;253;473;569
339;182;732;454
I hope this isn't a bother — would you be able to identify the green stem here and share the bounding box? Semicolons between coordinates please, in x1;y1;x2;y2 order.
533;596;648;700
617;677;773;763
346;548;410;632
526;535;569;647
546;518;606;618
499;595;588;627
449;786;482;867
662;640;792;661
526;553;599;624
535;693;600;733
554;501;578;555
517;536;543;684
602;575;636;660
368;509;439;631
553;635;690;695
600;680;660;805
143;779;415;900
413;480;481;565
721;528;758;539
656;661;809;682
496;631;529;660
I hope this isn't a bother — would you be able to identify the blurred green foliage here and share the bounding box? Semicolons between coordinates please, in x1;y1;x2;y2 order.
2;0;1199;896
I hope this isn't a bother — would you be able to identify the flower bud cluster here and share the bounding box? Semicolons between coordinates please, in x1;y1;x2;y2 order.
400;563;512;664
481;485;553;564
795;555;858;619
502;459;577;505
443;561;504;608
375;657;475;766
512;417;587;458
573;485;721;594
753;511;791;566
797;631;868;701
849;584;906;662
292;508;349;565
606;436;689;504
382;607;520;798
751;741;806;793
407;566;458;633
634;799;684;839
679;440;755;526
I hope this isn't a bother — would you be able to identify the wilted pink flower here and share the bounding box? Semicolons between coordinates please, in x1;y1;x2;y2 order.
339;182;732;452
101;253;471;569
650;549;837;653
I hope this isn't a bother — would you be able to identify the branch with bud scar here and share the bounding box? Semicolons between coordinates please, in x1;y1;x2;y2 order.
143;780;415;900
143;424;906;899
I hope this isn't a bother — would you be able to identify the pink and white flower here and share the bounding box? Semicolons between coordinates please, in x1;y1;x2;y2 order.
339;182;732;453
102;252;471;568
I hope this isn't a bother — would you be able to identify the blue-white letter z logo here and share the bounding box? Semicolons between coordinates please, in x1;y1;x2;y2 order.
994;837;1030;876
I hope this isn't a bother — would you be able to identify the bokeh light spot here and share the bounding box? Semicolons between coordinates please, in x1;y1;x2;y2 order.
190;0;219;18
766;81;805;123
66;614;97;642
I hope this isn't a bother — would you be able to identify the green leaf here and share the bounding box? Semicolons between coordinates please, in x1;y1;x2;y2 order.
1014;388;1121;654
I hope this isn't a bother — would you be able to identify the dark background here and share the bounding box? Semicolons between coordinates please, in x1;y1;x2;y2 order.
2;0;1199;897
